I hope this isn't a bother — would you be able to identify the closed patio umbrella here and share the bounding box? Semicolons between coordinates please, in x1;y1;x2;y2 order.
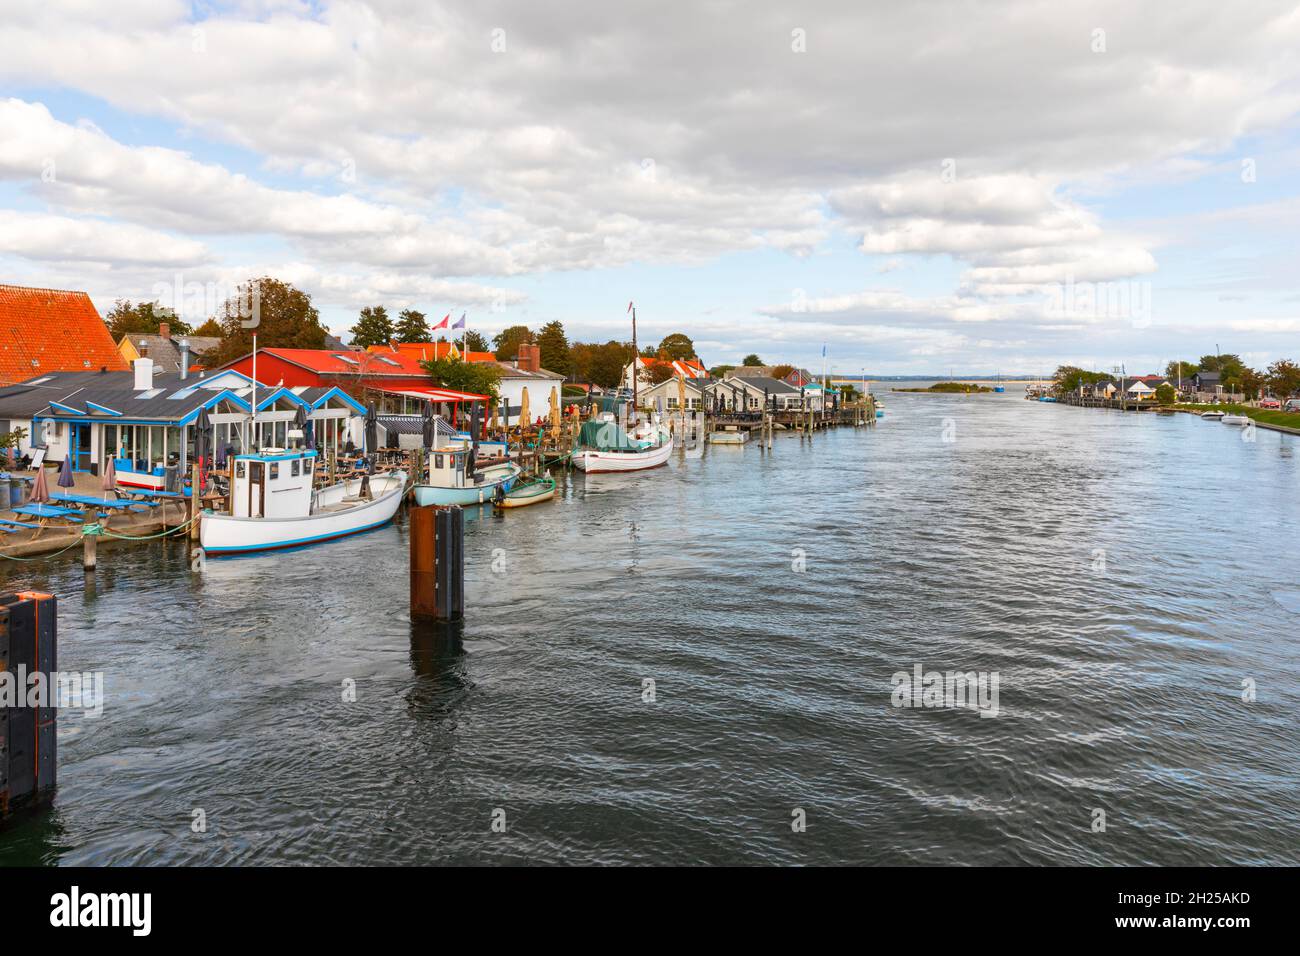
101;455;116;502
292;404;308;448
58;453;75;489
31;463;50;503
470;401;481;454
364;402;378;455
518;387;530;431
421;400;435;449
549;386;560;437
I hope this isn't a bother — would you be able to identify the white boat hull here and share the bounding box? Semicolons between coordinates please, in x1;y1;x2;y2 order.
573;433;674;472
200;472;407;554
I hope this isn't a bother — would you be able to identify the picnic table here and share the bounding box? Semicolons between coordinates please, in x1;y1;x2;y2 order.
49;493;151;524
5;503;100;538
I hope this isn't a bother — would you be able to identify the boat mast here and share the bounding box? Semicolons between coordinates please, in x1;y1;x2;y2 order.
251;332;258;450
631;303;638;425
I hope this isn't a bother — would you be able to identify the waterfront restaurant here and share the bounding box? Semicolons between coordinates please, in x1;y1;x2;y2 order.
0;359;367;476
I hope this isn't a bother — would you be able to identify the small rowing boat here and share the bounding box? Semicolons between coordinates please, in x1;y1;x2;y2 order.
1200;410;1226;420
496;476;556;508
1221;414;1250;425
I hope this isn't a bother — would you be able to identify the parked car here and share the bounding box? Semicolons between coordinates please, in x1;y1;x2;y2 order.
1260;398;1281;409
1285;399;1300;413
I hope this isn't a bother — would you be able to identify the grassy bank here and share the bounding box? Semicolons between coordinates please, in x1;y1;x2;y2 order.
1174;403;1300;429
892;382;994;394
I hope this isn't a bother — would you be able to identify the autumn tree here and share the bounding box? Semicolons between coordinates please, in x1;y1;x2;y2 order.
657;332;696;361
492;325;534;361
1266;359;1300;399
201;278;328;368
348;306;394;348
192;318;224;338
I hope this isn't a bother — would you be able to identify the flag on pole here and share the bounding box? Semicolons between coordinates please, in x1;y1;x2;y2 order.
452;313;466;329
627;301;634;313
432;314;450;330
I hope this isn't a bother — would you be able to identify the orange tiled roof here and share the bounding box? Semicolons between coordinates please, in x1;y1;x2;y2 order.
0;283;128;385
366;341;497;363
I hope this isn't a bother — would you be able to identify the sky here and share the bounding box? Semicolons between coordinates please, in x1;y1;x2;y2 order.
1;0;1298;375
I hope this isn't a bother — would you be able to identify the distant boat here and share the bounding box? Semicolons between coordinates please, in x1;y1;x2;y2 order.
993;372;1005;393
573;421;673;473
1221;414;1250;425
414;447;520;506
1200;410;1226;420
201;449;406;555
496;476;556;508
708;430;749;445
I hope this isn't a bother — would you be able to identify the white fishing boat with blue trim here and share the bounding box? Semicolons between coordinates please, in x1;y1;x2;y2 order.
200;448;407;555
413;446;521;506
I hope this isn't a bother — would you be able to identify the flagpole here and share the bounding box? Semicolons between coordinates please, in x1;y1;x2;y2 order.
631;303;638;424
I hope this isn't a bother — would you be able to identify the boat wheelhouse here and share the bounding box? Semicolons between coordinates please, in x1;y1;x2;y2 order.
412;445;520;506
201;447;407;554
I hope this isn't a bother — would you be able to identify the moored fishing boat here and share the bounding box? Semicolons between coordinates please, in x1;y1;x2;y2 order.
413;445;521;505
496;475;556;508
572;420;673;473
200;448;406;555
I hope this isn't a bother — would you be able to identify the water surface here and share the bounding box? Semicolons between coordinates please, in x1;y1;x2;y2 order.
2;388;1297;865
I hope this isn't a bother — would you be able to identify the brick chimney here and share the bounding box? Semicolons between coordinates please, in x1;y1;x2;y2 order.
516;341;541;372
158;321;170;340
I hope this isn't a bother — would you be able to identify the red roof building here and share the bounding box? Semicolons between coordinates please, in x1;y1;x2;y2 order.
0;283;128;386
366;341;497;364
220;347;434;390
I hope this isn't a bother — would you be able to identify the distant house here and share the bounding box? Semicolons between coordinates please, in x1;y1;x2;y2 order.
117;322;221;373
622;356;707;390
1124;380;1156;400
0;283;128;387
728;365;815;387
1190;371;1221;393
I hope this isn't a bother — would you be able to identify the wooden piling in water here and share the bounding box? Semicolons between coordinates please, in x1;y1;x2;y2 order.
410;504;464;621
0;591;58;819
81;507;96;570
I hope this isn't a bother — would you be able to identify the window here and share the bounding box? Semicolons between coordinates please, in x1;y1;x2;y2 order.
237;460;246;478
269;463;279;479
291;458;300;477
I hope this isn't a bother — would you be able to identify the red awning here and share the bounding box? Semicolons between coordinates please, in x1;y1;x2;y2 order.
378;385;488;403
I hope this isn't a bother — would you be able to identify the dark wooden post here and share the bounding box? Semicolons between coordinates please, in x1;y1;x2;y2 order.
1;591;58;819
410;505;464;621
81;507;97;570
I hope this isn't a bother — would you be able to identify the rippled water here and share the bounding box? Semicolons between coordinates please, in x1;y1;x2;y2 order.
2;386;1298;865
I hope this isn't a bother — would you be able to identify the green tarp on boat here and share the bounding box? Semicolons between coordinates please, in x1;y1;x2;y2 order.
575;420;642;452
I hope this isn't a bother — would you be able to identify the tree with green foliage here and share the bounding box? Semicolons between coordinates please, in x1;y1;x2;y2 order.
657;332;696;361
421;356;502;402
202;278;328;368
570;340;634;388
492;325;534;361
104;300;193;340
709;364;736;378
349;306;395;348
742;354;763;367
1052;365;1115;395
1266;358;1300;399
1165;359;1199;381
394;309;429;343
1155;383;1176;404
192;318;224;338
463;330;491;353
536;320;573;377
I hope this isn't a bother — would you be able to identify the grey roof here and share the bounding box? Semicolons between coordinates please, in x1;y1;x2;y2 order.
0;369;246;423
730;375;801;394
487;360;565;381
129;334;221;372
